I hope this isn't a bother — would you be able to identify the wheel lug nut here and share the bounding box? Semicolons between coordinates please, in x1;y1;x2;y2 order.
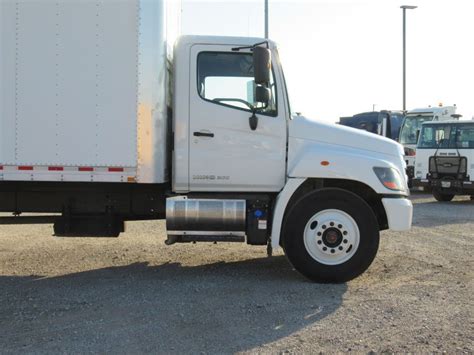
343;239;348;243
338;224;342;228
343;231;348;235
317;232;322;236
330;249;335;253
330;222;334;226
322;225;326;229
322;247;327;251
317;240;322;245
338;246;343;250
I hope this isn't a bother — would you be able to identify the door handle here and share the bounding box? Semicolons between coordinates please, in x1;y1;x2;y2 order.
193;131;214;138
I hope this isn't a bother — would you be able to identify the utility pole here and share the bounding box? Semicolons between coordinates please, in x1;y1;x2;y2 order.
400;5;417;112
264;0;269;38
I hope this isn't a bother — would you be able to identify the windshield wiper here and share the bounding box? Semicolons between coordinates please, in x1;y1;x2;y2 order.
231;41;269;52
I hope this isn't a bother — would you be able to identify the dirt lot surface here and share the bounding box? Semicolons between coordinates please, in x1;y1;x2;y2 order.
0;193;473;353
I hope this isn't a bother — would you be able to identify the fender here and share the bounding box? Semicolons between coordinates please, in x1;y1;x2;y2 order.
288;138;405;195
271;139;407;250
271;177;306;249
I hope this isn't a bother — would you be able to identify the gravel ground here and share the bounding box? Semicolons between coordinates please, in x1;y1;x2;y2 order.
0;193;473;353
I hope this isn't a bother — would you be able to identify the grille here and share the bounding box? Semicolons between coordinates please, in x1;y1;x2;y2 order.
429;156;467;175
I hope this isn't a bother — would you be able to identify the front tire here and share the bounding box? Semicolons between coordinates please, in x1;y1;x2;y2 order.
282;188;379;283
432;189;454;202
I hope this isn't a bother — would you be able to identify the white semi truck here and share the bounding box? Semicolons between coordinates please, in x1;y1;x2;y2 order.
399;105;458;185
413;120;474;201
0;0;412;282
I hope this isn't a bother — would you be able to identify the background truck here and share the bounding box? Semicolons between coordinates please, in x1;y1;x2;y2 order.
399;105;458;184
414;120;474;201
0;0;412;282
339;110;404;141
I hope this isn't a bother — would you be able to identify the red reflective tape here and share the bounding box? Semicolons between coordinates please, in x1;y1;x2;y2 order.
79;167;94;172
108;167;124;172
18;166;33;171
48;166;64;171
0;166;3;170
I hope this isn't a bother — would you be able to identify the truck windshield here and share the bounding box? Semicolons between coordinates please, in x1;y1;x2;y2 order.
399;115;434;144
389;113;404;141
419;124;474;149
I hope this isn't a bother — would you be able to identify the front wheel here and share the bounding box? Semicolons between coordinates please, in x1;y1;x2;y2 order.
432;189;455;202
282;188;380;283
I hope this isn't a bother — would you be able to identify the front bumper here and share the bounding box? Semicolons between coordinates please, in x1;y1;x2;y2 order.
413;178;474;194
382;197;413;231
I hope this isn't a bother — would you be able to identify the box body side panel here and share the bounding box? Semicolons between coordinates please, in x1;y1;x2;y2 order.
0;0;173;183
0;1;17;164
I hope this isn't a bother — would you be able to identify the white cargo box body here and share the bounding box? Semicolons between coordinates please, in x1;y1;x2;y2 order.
0;0;178;183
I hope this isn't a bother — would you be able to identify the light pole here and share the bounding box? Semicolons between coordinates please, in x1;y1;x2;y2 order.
264;0;269;38
401;5;417;112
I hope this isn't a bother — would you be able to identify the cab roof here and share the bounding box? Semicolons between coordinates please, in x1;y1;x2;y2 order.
422;120;474;125
176;35;278;50
406;106;455;115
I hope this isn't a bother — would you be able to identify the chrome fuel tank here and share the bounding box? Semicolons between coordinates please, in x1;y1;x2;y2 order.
166;196;246;235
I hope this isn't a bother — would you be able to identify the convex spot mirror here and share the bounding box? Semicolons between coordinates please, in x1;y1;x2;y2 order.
253;46;271;85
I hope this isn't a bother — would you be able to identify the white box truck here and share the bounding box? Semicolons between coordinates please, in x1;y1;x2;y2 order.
413;120;474;201
0;0;412;282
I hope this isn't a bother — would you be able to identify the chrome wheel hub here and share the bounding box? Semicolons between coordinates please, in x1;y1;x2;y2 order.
303;209;360;265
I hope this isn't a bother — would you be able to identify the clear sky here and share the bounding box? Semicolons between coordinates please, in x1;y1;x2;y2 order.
181;0;474;123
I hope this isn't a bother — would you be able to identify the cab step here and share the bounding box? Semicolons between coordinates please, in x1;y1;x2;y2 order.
165;234;245;245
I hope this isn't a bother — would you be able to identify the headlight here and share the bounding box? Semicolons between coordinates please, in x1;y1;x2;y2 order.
373;167;405;191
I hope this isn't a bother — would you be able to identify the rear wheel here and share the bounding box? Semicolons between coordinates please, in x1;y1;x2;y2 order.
432;189;455;202
282;188;379;283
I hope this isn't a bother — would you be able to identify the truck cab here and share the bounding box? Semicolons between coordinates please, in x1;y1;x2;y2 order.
339;110;404;141
399;105;458;184
414;120;474;201
168;36;413;281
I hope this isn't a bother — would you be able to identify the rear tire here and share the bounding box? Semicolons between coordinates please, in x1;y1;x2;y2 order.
432;189;454;202
282;188;379;283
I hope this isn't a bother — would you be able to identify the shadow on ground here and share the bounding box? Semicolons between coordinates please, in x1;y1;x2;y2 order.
412;197;474;228
0;256;347;353
415;198;474;206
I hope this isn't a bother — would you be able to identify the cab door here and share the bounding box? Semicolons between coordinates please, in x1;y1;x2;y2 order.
188;44;287;192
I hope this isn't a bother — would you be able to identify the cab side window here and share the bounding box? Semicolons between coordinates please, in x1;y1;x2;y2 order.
197;52;277;116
